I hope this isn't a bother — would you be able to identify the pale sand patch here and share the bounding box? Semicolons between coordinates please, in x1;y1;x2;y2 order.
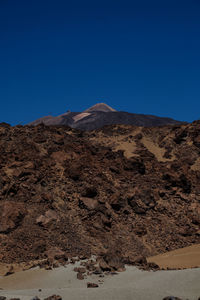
114;140;137;158
0;264;199;300
90;128;142;158
147;244;200;269
51;151;71;163
73;113;91;123
142;136;174;162
0;260;45;276
191;157;200;171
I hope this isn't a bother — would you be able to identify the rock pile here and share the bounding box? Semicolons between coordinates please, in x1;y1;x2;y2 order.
0;121;199;270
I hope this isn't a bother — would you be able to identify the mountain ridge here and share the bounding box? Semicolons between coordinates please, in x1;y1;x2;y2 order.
29;103;184;130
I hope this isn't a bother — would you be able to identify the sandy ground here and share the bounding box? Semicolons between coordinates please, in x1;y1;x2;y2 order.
0;263;200;300
0;245;200;299
148;244;200;269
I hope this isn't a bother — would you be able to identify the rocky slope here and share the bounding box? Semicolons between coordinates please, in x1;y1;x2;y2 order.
0;121;199;271
29;103;183;130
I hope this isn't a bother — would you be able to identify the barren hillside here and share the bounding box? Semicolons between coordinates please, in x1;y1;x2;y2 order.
0;121;199;272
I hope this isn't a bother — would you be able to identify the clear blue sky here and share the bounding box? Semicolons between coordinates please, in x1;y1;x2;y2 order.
0;0;200;125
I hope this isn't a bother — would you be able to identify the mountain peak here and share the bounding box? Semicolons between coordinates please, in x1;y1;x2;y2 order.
29;102;182;129
84;103;116;113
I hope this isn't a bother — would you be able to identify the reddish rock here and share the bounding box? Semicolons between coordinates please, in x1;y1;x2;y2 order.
0;202;25;233
147;262;160;270
78;197;98;210
44;295;62;300
74;267;86;273
87;282;99;288
99;252;125;271
77;272;84;280
36;210;58;226
163;297;182;300
99;258;111;271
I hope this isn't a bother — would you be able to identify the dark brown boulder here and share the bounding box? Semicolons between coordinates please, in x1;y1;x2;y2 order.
45;247;65;260
78;198;98;210
99;252;125;271
87;282;99;288
99;258;111;272
127;189;156;214
36;210;58;226
77;272;84;280
74;267;86;273
44;295;62;300
163;297;182;300
0;202;26;233
81;186;98;198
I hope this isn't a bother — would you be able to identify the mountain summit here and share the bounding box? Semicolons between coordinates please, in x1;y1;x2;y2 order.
29;102;183;130
84;103;116;113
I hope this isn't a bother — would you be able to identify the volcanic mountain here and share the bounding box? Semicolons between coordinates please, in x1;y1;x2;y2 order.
29;103;183;130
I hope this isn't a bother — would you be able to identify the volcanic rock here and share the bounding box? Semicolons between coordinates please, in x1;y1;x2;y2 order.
44;296;62;300
99;259;111;272
87;282;99;288
0;121;199;269
45;247;65;260
36;210;58;226
163;297;183;300
74;267;86;273
0;202;25;233
99;252;125;271
77;272;84;280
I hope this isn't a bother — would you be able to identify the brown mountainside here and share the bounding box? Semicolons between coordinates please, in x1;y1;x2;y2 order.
0;121;199;270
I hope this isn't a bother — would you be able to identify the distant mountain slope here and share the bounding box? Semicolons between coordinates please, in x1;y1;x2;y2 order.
29;103;183;130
